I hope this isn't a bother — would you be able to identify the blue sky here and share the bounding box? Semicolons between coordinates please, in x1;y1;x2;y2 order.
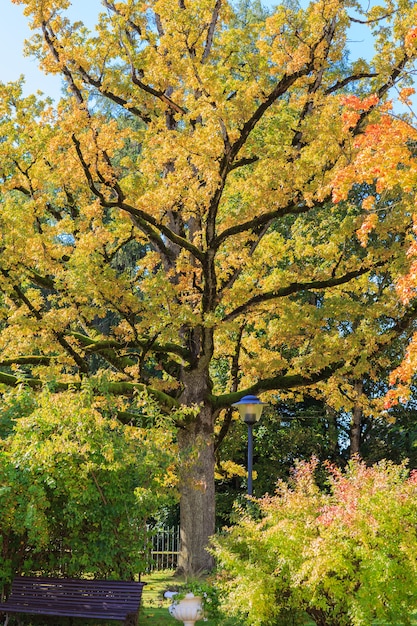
1;1;102;99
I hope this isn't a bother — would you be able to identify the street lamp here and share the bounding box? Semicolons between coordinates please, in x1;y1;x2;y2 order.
232;395;267;496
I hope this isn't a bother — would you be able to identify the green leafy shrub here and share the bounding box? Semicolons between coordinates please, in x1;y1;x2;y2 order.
211;457;417;626
0;387;177;589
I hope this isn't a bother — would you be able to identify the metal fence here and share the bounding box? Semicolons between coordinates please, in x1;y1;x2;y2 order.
146;525;180;571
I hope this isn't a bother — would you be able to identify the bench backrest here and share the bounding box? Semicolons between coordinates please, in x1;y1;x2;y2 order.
7;577;144;618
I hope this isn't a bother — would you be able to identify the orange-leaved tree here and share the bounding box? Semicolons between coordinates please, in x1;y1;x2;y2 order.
1;0;417;573
331;89;417;408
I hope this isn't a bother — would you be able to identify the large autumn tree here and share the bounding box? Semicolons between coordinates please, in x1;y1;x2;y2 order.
1;0;417;573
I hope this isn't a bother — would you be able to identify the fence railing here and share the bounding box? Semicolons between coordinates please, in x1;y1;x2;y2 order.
146;525;180;571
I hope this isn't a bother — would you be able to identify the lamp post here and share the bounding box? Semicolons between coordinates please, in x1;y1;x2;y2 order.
232;395;266;496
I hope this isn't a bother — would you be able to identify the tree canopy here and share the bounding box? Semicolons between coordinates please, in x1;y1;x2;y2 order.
1;0;417;572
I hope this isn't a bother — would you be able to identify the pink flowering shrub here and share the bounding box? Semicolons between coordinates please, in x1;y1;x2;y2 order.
211;458;417;626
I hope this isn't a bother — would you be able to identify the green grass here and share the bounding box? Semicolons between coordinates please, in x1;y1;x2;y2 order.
140;570;184;625
140;570;240;625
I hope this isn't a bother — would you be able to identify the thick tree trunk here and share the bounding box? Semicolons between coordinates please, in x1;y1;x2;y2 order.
177;371;216;575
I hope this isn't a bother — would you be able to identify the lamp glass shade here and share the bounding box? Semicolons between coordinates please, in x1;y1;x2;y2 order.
232;395;266;425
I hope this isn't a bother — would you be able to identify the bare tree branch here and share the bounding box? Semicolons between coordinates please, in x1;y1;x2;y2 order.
325;73;378;95
223;262;386;322
348;10;397;25
202;0;222;63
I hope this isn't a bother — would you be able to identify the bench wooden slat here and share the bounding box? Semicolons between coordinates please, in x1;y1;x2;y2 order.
3;601;140;610
0;576;145;624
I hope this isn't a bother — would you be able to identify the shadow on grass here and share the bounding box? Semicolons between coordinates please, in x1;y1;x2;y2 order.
141;605;241;625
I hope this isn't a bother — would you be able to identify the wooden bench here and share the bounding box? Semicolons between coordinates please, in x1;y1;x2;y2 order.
0;576;145;626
